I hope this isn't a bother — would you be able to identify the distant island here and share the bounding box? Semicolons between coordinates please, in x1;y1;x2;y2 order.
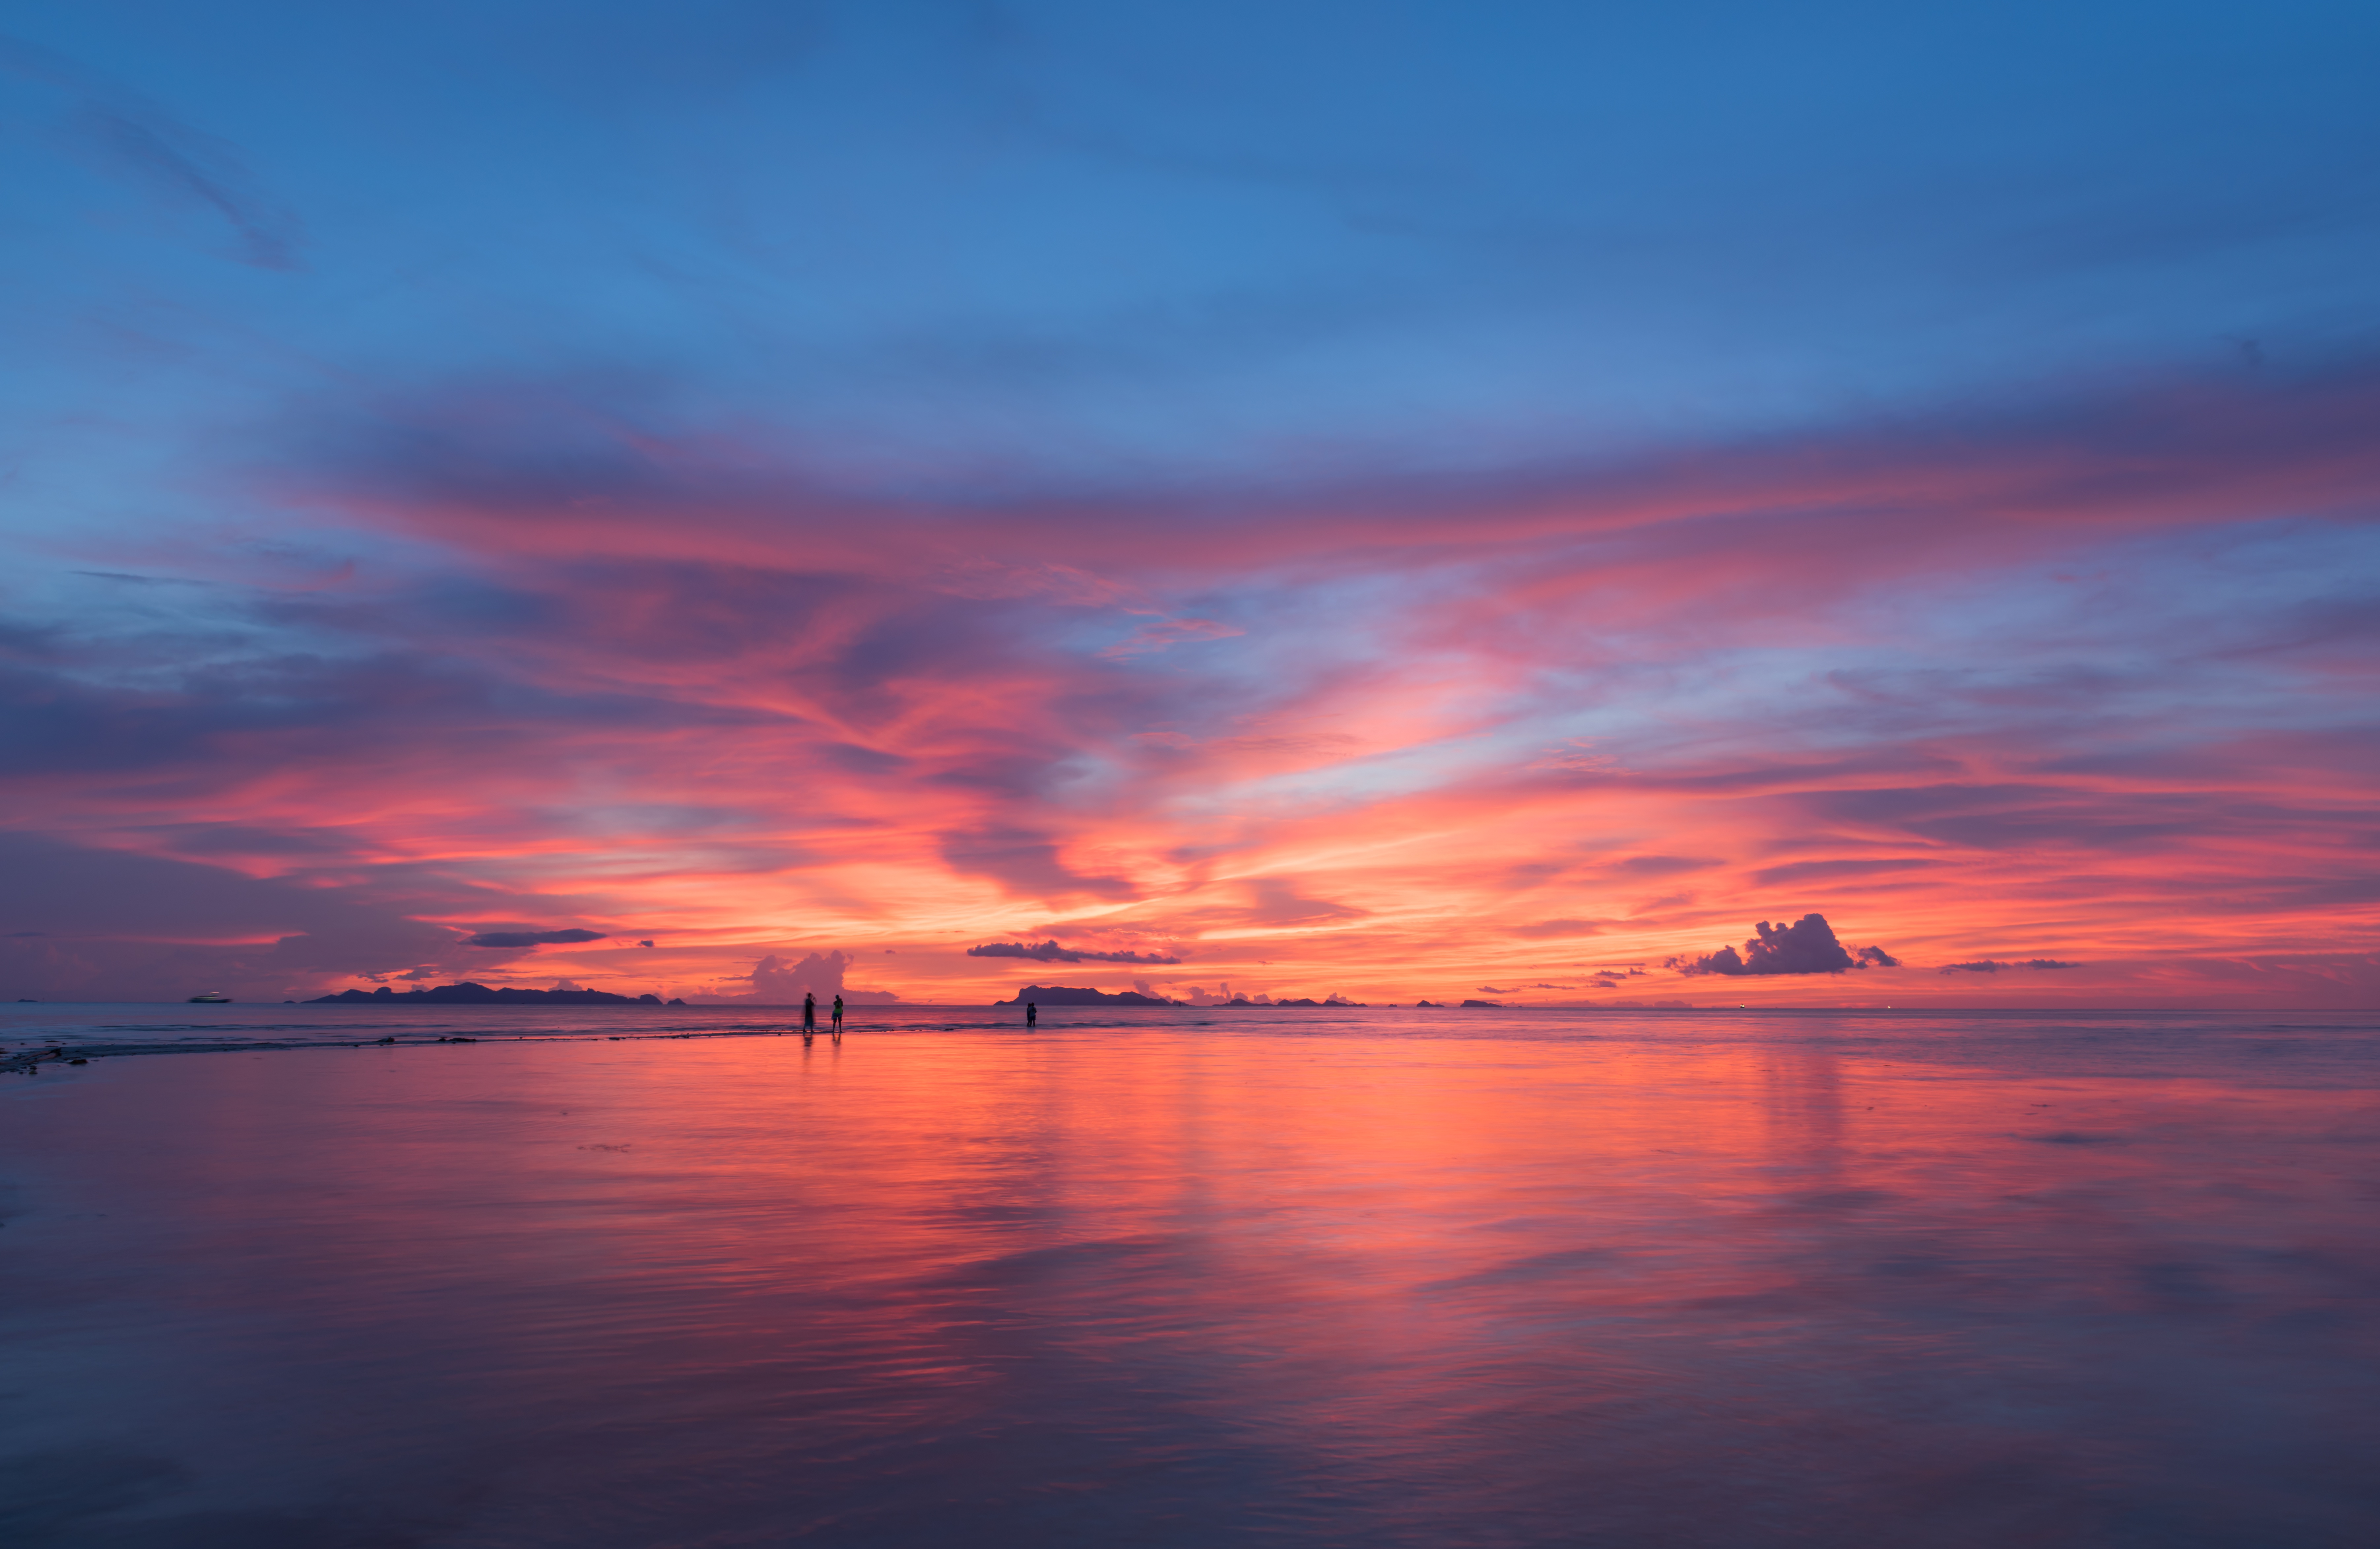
992;985;1363;1007
996;984;1173;1006
309;983;686;1006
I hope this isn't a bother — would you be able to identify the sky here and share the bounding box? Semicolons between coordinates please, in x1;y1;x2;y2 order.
3;0;2377;1007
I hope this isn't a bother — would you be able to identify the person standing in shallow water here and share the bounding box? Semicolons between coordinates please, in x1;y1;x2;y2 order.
831;995;844;1037
1026;1000;1037;1029
803;992;816;1036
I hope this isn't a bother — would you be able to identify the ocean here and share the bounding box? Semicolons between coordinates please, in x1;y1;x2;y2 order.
4;1003;2376;1546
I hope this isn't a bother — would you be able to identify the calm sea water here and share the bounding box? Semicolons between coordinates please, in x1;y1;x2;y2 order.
4;1004;2376;1547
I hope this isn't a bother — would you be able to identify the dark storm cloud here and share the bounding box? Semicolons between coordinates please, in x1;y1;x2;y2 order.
464;928;608;948
968;940;1182;965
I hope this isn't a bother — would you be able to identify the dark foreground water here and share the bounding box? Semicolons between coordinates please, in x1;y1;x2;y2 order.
3;1004;2376;1547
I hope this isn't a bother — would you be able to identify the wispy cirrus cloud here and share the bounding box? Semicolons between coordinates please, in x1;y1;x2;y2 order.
1939;959;2080;974
464;928;606;948
1;32;303;268
5;355;2378;1005
4;5;2378;1013
968;939;1183;965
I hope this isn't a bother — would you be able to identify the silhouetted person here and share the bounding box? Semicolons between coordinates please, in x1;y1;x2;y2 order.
803;992;816;1036
1026;1000;1037;1028
832;994;844;1038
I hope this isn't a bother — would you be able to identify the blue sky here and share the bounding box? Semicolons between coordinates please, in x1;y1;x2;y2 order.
11;0;2378;488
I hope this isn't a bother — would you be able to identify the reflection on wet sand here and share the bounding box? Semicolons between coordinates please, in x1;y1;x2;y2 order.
3;1016;2376;1546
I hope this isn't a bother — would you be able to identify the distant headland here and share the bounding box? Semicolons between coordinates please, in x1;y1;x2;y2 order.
996;984;1173;1006
993;985;1364;1007
309;983;686;1006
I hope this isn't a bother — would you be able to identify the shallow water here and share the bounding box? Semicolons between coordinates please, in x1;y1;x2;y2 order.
4;1007;2377;1546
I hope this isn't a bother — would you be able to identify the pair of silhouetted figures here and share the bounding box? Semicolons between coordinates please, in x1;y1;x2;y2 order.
1026;1001;1037;1028
800;992;843;1043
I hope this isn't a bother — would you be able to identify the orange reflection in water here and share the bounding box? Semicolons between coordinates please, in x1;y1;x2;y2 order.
4;1021;2376;1545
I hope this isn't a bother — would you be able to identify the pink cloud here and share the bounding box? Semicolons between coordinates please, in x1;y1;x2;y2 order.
5;364;2375;1004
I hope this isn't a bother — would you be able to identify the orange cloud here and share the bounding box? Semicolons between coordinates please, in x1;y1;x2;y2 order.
6;366;2376;1005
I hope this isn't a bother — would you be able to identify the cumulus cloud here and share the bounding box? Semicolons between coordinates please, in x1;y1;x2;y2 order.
968;939;1183;965
1670;914;1898;976
1938;958;2081;974
705;949;899;1004
464;928;607;947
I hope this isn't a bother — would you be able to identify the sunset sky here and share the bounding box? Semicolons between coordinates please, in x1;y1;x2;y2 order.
4;1;2376;1006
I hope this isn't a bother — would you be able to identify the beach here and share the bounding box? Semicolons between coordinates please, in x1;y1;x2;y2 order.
5;1006;2377;1546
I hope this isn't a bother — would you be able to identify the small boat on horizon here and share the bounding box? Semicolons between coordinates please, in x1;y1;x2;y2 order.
187;991;232;1004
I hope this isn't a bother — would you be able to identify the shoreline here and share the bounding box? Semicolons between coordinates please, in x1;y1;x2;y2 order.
0;1023;839;1076
9;1005;2376;1080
